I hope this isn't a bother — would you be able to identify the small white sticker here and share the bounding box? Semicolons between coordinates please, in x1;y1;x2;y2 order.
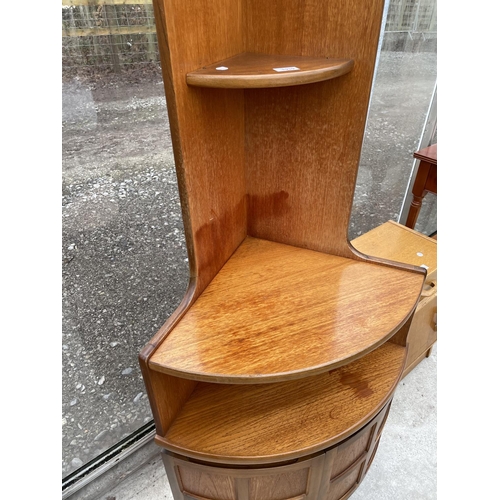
273;66;300;72
420;264;429;270
216;66;228;71
416;252;424;257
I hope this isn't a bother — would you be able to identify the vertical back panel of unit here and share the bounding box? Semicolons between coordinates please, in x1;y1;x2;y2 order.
243;0;386;256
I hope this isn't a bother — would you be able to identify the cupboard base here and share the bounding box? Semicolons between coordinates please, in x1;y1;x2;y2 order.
161;402;392;500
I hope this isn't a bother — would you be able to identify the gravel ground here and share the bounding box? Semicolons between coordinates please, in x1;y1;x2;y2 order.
62;75;189;477
62;51;436;478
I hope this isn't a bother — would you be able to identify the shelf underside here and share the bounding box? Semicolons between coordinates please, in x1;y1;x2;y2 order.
186;52;354;88
149;237;423;383
155;342;405;464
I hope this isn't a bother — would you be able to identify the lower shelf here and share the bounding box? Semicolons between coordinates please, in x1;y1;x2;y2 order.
162;402;392;500
155;342;405;464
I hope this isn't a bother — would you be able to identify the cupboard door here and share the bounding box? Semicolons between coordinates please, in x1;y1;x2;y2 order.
162;452;325;500
323;403;392;500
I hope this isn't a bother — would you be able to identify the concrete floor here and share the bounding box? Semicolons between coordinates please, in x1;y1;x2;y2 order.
67;346;437;500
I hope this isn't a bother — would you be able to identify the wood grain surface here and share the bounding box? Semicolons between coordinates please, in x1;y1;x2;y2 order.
350;221;437;377
155;342;404;464
153;0;247;297
149;237;421;383
163;451;326;500
142;0;408;373
187;52;353;88
148;0;388;304
244;0;386;258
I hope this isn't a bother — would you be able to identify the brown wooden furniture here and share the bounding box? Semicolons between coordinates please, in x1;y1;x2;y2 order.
139;1;425;499
405;143;437;230
351;220;437;377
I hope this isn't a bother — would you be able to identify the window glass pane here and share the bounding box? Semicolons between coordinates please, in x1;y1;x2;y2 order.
349;0;437;239
62;1;188;478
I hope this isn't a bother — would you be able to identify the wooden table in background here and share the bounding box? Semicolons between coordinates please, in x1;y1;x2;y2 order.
405;143;437;229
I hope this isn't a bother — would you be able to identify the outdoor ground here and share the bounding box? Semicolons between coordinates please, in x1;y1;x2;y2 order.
62;51;437;477
62;68;189;476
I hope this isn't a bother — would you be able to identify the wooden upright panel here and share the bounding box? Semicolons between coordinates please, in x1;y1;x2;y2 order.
140;0;248;438
154;0;247;295
244;0;386;256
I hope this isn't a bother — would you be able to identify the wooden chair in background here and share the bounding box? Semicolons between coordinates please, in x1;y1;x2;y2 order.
405;143;437;230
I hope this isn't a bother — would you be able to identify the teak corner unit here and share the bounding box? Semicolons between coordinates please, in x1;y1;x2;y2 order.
139;1;426;499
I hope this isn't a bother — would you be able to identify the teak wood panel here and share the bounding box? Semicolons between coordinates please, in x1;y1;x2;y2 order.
163;452;325;500
350;221;437;377
248;467;311;500
149;237;422;382
320;403;391;499
151;0;388;301
141;0;247;433
329;465;363;500
186;52;354;88
141;0;422;486
244;0;386;257
143;0;423;388
328;424;372;481
155;343;405;464
152;0;247;297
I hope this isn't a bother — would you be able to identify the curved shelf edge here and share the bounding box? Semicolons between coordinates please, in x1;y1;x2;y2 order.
148;311;409;385
186;52;354;89
153;342;406;465
148;237;423;384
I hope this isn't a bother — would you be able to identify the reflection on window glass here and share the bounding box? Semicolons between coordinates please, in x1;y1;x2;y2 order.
413;124;437;235
349;0;437;239
62;1;189;478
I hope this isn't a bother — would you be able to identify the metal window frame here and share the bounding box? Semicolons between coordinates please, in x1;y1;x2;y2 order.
62;421;155;499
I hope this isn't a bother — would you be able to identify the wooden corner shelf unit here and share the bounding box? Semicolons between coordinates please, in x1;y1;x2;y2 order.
139;1;426;499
